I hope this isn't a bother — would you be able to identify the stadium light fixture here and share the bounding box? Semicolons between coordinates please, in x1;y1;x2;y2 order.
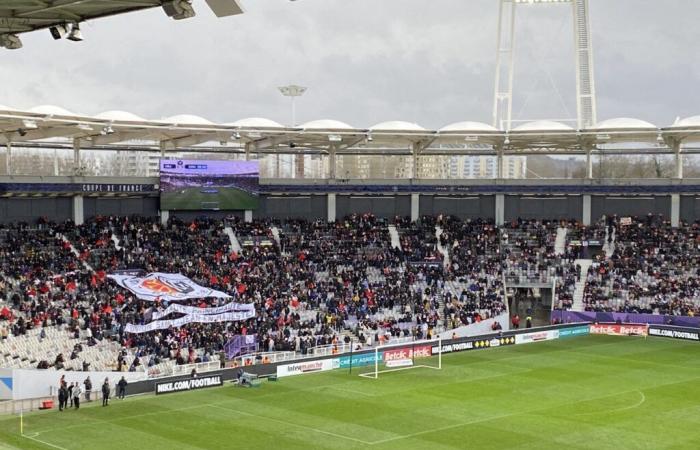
0;34;22;50
101;125;115;135
464;135;479;142
163;0;196;20
328;134;342;142
366;132;373;142
21;119;38;130
278;85;307;126
77;124;94;132
50;24;69;40
67;23;83;42
232;131;242;140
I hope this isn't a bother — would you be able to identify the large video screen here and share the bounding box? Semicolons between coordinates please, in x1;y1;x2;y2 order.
160;159;259;211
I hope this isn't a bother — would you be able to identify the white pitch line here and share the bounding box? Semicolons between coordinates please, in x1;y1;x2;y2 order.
573;390;646;416
23;433;69;450
368;383;673;445
209;404;374;445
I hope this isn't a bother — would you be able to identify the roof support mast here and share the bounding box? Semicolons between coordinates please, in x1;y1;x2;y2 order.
493;0;598;131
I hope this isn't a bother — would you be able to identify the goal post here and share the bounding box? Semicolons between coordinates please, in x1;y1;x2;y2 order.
358;338;442;379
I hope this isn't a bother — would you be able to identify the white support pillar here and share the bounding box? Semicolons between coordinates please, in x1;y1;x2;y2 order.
160;210;169;226
244;210;253;223
582;195;592;226
495;194;505;226
327;193;336;222
5;142;11;175
244;143;252;161
73;195;84;226
328;147;336;179
671;194;680;228
73;138;81;174
586;150;593;179
411;143;419;179
674;142;683;179
496;148;504;179
411;193;420;222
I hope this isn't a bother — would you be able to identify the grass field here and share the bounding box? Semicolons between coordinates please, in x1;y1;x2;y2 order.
1;335;699;450
161;187;259;210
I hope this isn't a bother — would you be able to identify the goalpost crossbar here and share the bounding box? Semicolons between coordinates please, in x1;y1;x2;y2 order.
357;337;442;379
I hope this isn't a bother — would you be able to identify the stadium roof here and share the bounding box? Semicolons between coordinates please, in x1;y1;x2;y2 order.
0;1;244;47
0;106;699;156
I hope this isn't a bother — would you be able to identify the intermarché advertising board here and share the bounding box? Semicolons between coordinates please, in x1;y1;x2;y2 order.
648;325;700;342
155;374;223;395
514;330;560;345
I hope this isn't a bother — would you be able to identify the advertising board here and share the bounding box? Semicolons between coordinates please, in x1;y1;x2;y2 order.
558;325;590;339
383;345;432;362
276;359;339;378
589;323;647;337
338;353;381;369
155;374;223;395
431;336;515;355
647;325;700;342
515;330;560;345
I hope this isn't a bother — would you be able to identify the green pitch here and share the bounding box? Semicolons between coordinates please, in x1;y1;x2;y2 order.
2;335;699;449
161;187;259;211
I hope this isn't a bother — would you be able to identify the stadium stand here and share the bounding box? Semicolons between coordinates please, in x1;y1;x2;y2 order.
1;213;699;375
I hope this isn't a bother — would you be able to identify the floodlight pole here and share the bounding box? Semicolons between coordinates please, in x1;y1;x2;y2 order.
278;85;307;179
492;0;597;130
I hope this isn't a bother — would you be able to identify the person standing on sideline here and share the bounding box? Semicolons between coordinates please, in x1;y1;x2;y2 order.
72;383;82;409
511;314;520;329
58;384;67;411
68;382;75;408
117;376;128;400
101;378;111;407
84;376;92;402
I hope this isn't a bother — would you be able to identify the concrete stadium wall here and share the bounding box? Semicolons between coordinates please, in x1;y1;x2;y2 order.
255;195;327;220
504;195;583;221
0;198;73;223
591;195;671;219
83;197;159;218
5;193;700;224
420;195;495;219
680;195;700;223
336;195;411;219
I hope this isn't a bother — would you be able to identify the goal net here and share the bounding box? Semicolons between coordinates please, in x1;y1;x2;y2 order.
357;338;442;379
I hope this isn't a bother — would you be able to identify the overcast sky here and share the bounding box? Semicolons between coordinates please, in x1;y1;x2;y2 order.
1;0;698;129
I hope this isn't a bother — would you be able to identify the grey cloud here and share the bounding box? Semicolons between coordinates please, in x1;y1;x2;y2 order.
0;0;697;128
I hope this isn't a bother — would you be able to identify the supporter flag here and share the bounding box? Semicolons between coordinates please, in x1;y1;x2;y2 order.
107;272;231;302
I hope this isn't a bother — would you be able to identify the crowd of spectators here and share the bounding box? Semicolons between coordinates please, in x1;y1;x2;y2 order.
2;212;699;373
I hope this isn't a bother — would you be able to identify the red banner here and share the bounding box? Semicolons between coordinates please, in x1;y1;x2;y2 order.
590;323;648;337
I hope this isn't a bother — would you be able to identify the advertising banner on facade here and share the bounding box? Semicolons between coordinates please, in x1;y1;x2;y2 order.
276;359;339;378
589;323;648;337
108;272;231;302
647;325;700;342
155;374;223;395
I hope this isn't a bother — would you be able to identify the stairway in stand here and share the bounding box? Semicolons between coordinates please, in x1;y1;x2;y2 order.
571;259;593;312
